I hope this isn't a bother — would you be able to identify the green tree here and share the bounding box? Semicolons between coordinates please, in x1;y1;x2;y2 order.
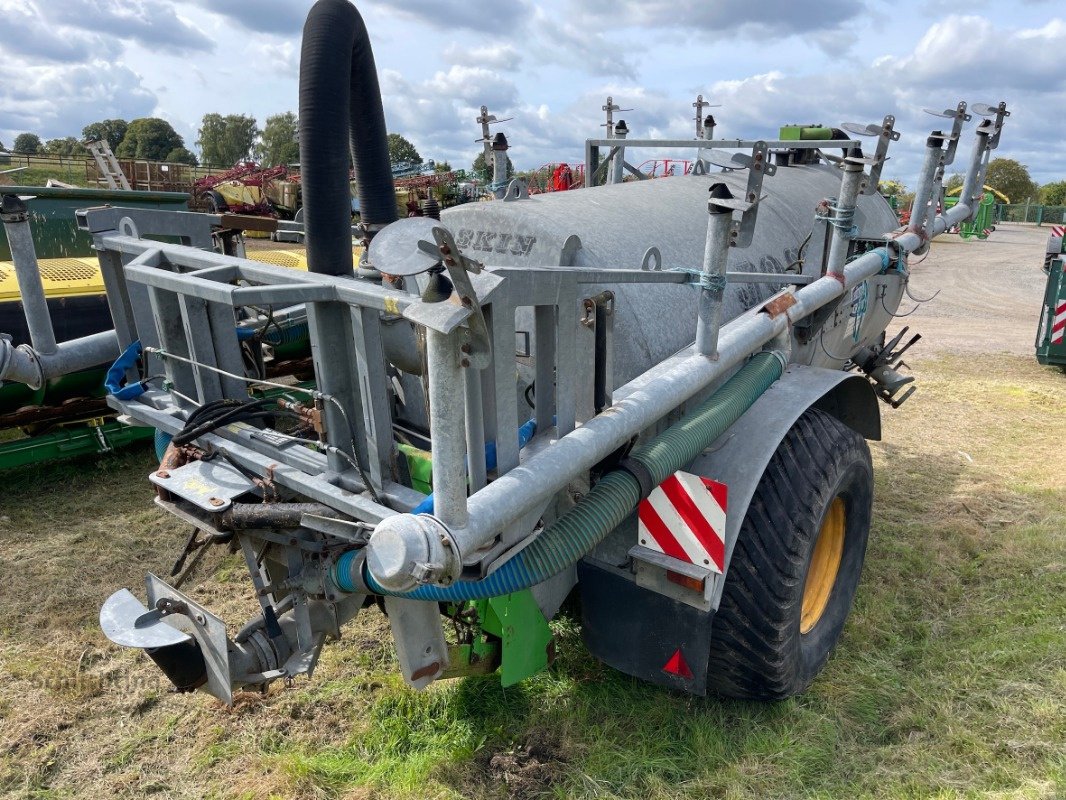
472;151;514;182
13;133;42;154
256;112;300;166
387;133;422;166
197;113;260;167
43;137;87;157
878;179;906;197
116;118;185;161
983;158;1038;204
435;160;452;173
165;147;199;166
1040;180;1066;206
944;172;964;192
81;119;128;151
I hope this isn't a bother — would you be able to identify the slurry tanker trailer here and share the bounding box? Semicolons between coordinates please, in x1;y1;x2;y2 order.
0;0;1010;701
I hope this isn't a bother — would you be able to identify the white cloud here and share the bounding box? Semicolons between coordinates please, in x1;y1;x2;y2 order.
0;59;157;139
568;0;866;38
41;0;214;54
442;43;522;72
365;0;533;34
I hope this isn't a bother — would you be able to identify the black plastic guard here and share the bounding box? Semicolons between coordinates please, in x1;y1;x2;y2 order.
578;559;713;695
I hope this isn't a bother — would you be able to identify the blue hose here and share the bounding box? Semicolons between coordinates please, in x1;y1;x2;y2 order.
340;352;784;600
154;430;172;460
411;418;538;515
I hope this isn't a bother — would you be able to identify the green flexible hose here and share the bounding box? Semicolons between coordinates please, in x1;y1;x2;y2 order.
353;351;784;600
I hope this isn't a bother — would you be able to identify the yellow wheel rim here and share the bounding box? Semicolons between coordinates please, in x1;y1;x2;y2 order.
801;497;845;634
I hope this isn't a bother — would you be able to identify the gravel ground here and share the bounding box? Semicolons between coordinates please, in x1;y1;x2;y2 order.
894;223;1050;356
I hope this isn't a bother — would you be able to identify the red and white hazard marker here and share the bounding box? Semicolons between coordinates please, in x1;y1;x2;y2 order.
1049;226;1065;255
1051;299;1066;346
637;471;727;572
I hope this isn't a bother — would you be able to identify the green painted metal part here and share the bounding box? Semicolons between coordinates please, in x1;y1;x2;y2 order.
397;443;433;495
0;185;190;261
959;191;997;240
1036;256;1066;368
0;367;106;416
439;591;552;685
779;125;832;141
477;591;553;686
0;419;154;470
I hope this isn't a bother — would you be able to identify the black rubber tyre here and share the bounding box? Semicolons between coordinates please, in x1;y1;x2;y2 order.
706;407;873;699
202;190;228;214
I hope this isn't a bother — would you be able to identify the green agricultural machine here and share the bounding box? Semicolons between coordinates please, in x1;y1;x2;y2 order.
1037;225;1066;370
0;187;333;469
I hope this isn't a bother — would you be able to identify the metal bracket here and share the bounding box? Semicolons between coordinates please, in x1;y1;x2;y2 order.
431;226;492;369
701;142;776;248
841;115;899;195
146;573;233;705
972;101;1010;150
924;101;970;167
502;178;530;201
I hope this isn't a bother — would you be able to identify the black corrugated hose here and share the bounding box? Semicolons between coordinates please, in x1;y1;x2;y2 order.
299;0;397;277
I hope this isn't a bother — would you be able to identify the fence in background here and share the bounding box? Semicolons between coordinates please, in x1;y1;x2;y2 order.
0;152;229;194
995;203;1066;225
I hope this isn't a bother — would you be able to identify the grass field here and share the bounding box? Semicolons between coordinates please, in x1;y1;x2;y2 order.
0;352;1063;799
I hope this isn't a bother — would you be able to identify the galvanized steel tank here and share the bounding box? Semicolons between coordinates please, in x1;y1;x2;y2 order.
441;164;900;384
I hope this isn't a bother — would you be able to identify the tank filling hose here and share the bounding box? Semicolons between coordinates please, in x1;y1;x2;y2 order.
337;351;785;600
299;0;396;277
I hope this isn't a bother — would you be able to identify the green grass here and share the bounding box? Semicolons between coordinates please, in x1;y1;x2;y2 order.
0;354;1063;799
0;163;91;188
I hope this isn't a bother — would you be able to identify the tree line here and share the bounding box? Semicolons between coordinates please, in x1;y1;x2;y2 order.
883;158;1064;207
0;112;301;169
2;114;506;183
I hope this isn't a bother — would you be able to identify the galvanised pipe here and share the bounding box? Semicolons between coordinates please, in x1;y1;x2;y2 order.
1;196;57;355
923;169;944;238
958;122;993;224
426;327;468;530
825;149;865;281
491;133;509;198
360;120;996;590
695;184;734;357
0;329;119;390
464;367;487;493
907;133;946;250
609;121;628;185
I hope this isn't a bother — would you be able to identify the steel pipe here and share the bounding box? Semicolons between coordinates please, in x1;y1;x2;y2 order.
1;195;57;355
825;150;865;281
426;328;468;530
364;194;976;588
907;134;946;250
695;184;734;356
0;329;119;390
958;122;993;224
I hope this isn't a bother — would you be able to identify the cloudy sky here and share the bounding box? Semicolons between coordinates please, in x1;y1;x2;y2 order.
1;0;1063;187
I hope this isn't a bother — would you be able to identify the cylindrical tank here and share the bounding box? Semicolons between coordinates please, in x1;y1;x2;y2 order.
440;165;900;385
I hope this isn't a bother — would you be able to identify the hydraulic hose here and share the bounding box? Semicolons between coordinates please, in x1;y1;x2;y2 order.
299;0;396;277
341;351;784;600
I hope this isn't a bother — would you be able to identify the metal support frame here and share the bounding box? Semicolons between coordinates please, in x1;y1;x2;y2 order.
583;137;856;189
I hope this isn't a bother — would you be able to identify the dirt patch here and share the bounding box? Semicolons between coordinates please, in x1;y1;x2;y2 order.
464;734;567;800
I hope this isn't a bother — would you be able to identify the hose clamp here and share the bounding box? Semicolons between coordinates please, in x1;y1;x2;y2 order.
618;457;657;501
